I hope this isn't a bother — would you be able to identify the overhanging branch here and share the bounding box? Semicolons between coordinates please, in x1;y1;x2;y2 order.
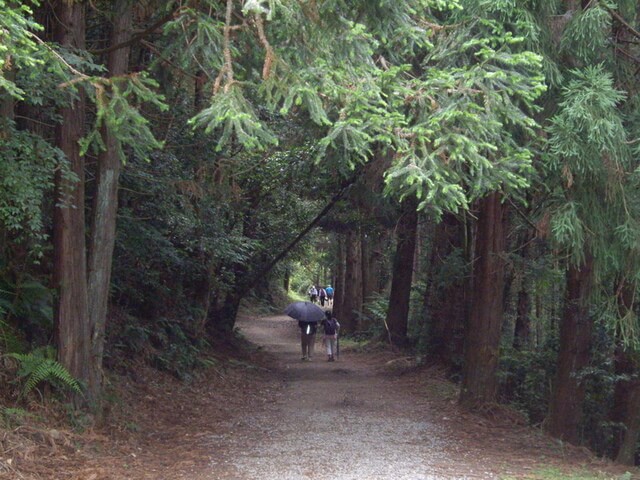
244;172;361;293
90;7;178;56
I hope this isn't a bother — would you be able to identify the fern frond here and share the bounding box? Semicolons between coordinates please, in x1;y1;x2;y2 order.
24;359;81;396
6;349;82;398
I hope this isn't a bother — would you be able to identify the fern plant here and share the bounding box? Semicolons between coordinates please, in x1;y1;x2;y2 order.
6;346;82;399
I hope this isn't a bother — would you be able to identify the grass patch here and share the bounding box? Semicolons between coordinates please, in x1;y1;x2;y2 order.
336;337;372;352
501;467;634;480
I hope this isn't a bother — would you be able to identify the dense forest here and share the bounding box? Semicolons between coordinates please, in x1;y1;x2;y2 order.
2;0;640;469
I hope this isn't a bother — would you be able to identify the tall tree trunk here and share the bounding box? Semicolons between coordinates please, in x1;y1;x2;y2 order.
385;197;418;345
615;381;640;465
333;234;346;321
207;290;242;335
53;0;90;405
460;192;506;408
340;229;362;332
513;231;534;350
86;0;133;409
361;232;374;304
513;287;531;350
283;266;290;292
426;212;467;368
545;253;594;444
611;282;640;464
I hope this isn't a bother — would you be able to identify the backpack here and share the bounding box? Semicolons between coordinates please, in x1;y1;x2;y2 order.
324;318;338;335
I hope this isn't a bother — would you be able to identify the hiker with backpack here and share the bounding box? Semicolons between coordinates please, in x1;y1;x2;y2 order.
325;285;334;306
321;310;340;362
308;285;318;303
318;286;327;307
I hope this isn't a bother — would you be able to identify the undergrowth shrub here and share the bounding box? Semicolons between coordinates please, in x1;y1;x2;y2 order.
149;319;211;380
498;337;558;425
353;292;388;341
6;346;82;399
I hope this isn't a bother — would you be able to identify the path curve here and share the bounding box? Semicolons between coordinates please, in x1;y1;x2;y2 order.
204;314;494;480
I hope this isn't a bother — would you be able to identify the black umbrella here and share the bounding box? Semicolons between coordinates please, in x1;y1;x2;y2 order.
284;301;325;323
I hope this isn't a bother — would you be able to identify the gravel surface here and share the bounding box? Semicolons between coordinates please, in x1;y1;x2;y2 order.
205;314;497;480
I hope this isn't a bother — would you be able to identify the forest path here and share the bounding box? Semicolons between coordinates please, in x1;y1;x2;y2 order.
218;314;459;479
8;313;632;479
187;314;622;480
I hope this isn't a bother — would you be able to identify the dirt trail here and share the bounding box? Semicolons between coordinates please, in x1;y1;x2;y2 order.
223;314;457;479
191;314;629;480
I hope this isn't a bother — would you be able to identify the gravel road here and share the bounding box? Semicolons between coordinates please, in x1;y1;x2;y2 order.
203;314;497;480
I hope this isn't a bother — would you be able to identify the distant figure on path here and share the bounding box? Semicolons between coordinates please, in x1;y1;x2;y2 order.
299;320;318;361
321;310;340;362
308;285;318;304
325;285;334;306
318;286;327;307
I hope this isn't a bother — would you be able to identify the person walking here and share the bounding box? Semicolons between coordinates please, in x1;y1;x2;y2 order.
321;310;340;362
325;285;334;307
308;285;318;304
318;286;327;307
299;320;318;361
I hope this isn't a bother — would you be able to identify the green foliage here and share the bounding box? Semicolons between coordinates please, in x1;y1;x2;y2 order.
190;85;278;151
354;292;388;340
0;272;52;349
561;5;612;65
499;344;558;425
384;3;546;213
0;0;43;99
505;467;632;480
546;66;632;268
0;127;71;254
0;318;24;355
7;346;82;399
80;73;167;163
1;407;31;428
149;319;211;381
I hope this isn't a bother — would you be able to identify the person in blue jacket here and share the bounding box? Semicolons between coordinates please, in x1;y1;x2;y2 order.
325;285;334;306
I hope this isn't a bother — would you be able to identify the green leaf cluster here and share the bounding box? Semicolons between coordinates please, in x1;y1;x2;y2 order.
7;347;82;399
0;0;43;99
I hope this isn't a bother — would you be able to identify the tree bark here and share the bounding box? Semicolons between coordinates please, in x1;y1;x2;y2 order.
615;380;640;465
611;282;640;464
513;231;534;350
333;234;346;321
513;287;531;350
340;229;362;332
545;253;594;444
361;232;374;304
426;212;467;368
53;0;90;405
86;0;133;409
385;197;418;345
460;192;506;408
